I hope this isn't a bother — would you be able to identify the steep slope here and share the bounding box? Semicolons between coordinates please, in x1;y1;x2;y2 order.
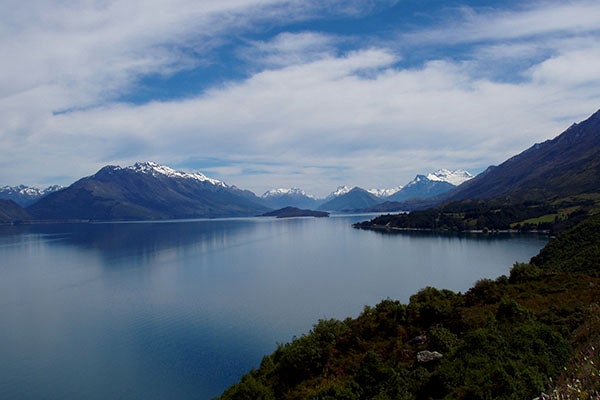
318;187;381;211
444;109;600;202
0;199;31;223
27;162;269;220
260;188;321;209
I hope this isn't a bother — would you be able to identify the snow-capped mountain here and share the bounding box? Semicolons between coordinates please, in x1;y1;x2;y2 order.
0;184;63;207
27;161;268;220
387;169;473;203
318;187;380;211
367;187;403;198
260;187;320;209
426;169;474;186
261;187;317;199
326;185;354;199
122;161;227;187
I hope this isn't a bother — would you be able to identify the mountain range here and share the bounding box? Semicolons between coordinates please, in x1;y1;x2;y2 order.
261;170;473;212
0;165;513;222
0;184;63;207
2;108;599;223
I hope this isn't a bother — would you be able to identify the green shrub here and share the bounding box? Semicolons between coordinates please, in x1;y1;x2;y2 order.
407;287;458;328
509;262;543;283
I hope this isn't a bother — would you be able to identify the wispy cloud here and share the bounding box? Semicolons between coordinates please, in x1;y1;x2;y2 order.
405;1;600;45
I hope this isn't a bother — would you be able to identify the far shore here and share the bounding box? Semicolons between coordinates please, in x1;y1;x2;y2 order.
353;223;550;235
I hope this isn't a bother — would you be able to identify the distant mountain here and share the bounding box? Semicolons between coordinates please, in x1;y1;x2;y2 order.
367;186;403;198
384;169;473;203
443;109;600;203
426;169;474;186
27;162;270;220
318;187;381;211
261;206;329;218
260;188;320;209
0;199;30;223
387;176;452;202
0;184;63;207
325;186;353;199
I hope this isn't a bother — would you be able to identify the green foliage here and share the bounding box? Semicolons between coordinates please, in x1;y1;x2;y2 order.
273;319;350;387
531;213;600;273
465;278;506;305
355;351;391;398
429;326;459;354
219;373;275;400
436;318;569;399
407;287;458;328
305;380;360;400
509;262;544;283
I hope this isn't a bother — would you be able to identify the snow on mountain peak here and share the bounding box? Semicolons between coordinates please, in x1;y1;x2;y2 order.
426;169;474;186
328;185;354;198
0;184;63;196
261;187;316;199
125;162;226;187
367;186;403;198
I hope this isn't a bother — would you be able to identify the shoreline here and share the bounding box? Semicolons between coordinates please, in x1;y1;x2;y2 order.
353;223;551;235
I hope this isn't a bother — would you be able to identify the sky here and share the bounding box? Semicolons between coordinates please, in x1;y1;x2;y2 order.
2;0;600;197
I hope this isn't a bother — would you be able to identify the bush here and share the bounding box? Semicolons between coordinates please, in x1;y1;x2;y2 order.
407;287;458;328
429;326;459;354
509;262;543;283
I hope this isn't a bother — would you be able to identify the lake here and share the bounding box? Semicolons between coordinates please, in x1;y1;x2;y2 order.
0;215;548;399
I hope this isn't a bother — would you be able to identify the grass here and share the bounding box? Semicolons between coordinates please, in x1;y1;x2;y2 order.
511;213;560;228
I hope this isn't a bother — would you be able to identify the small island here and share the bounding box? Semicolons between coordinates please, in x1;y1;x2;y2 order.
261;206;329;219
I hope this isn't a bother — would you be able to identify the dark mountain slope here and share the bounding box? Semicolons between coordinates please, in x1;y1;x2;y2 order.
318;187;380;211
445;109;600;202
0;199;31;223
387;176;455;202
260;188;321;210
27;162;269;220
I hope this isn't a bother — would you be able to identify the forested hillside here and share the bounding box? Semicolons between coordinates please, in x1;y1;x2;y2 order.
354;195;600;234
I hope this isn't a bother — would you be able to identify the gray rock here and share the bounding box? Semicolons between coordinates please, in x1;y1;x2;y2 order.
417;350;443;363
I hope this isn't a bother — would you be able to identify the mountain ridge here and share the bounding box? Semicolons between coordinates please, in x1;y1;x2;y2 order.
441;108;600;203
27;162;269;220
0;184;63;207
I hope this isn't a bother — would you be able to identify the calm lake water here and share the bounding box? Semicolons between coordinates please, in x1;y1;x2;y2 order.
0;215;548;399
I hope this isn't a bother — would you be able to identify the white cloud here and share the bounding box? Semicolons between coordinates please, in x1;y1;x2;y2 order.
240;32;340;68
407;1;600;45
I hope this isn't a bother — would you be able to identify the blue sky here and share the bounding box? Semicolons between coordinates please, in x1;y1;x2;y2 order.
2;0;600;197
